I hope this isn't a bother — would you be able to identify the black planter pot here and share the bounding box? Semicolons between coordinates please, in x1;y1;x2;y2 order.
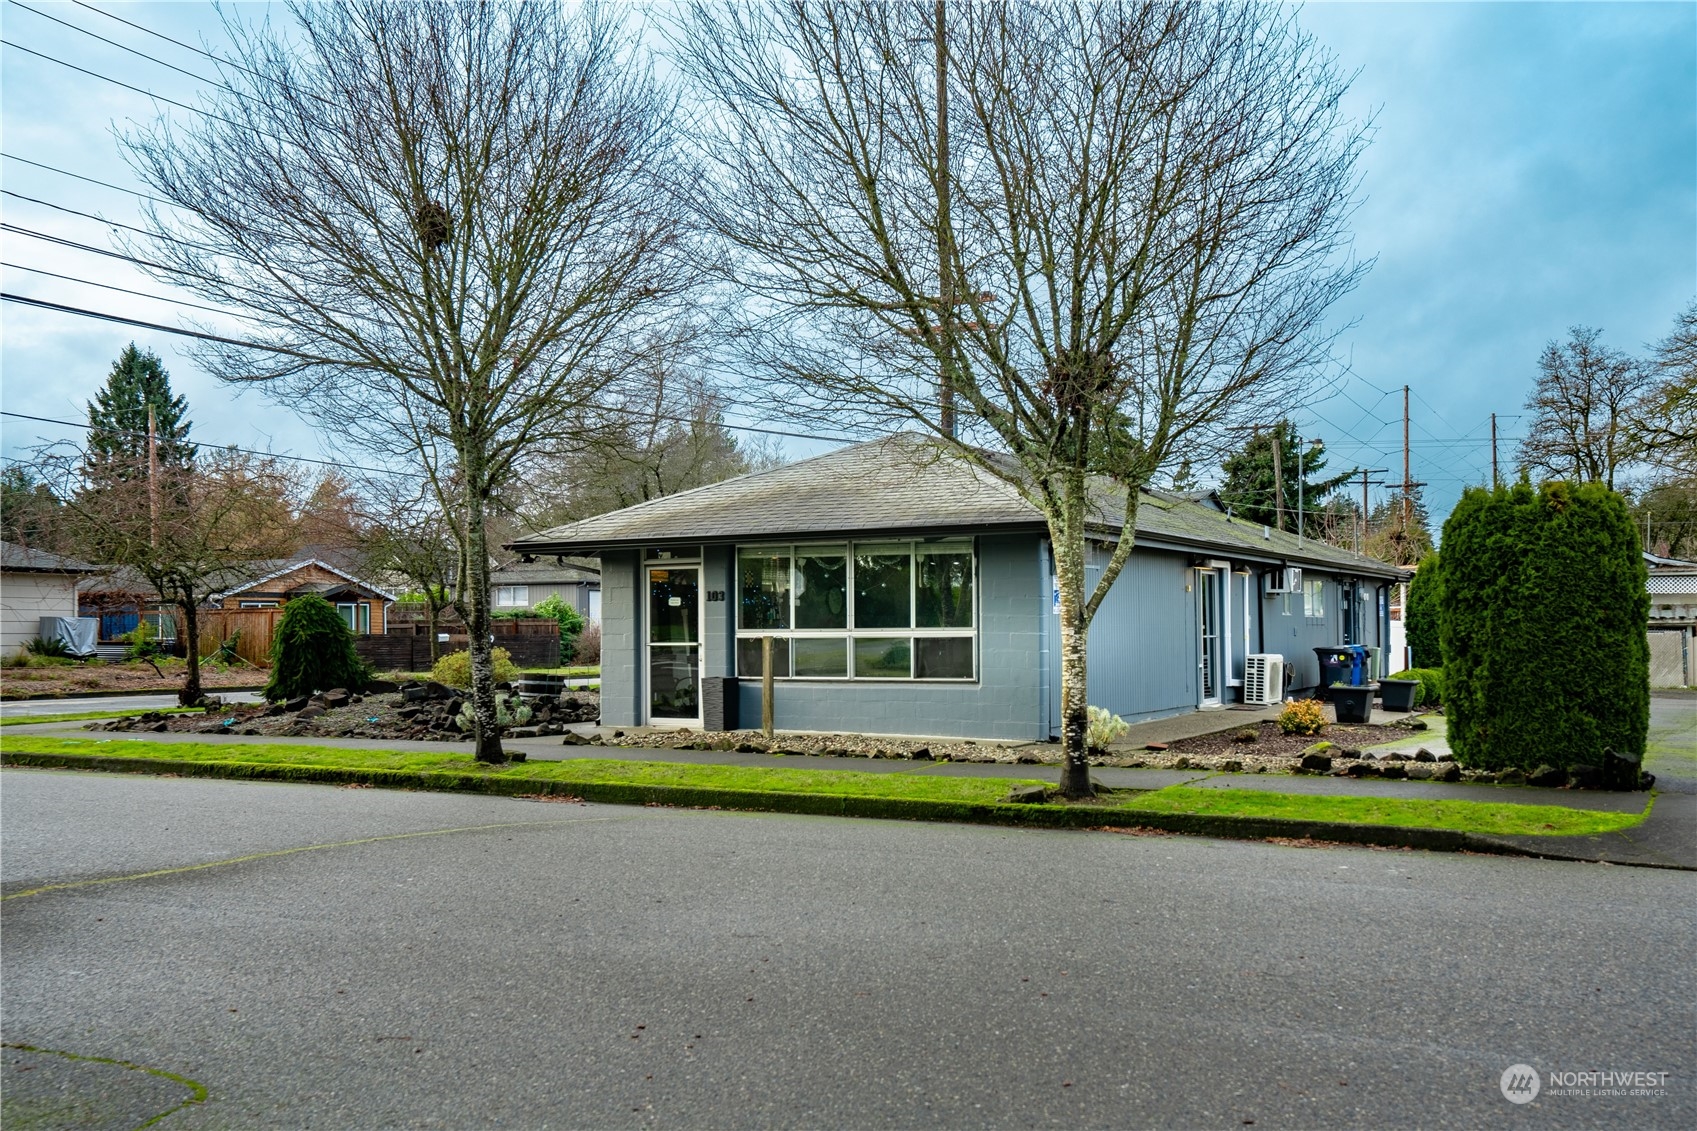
1379;678;1419;712
1331;684;1373;725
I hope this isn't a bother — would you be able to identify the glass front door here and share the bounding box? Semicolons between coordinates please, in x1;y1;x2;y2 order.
648;566;701;722
1199;569;1222;704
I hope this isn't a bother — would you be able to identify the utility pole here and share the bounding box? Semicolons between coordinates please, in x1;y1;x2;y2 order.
1401;385;1411;539
1356;468;1389;554
1271;422;1285;533
934;0;955;439
147;402;160;548
1490;412;1499;488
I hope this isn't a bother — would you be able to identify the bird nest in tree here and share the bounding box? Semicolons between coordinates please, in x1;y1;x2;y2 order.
414;199;453;251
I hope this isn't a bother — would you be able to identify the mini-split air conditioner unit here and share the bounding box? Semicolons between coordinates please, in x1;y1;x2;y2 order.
1244;654;1286;706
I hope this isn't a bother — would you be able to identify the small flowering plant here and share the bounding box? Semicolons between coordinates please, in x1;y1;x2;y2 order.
1277;697;1327;736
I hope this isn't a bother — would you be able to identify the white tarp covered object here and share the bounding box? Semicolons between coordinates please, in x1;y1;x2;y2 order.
39;616;98;657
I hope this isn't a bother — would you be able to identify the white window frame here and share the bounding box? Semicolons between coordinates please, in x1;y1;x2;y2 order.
336;601;370;634
1304;577;1326;619
494;585;530;608
734;539;978;682
238;600;279;609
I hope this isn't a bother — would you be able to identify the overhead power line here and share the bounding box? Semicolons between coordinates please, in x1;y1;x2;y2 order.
6;1;238;94
0;293;868;447
0;262;243;319
0;37;256;136
0;152;178;208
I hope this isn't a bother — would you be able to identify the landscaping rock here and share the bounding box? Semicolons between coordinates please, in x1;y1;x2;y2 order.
1004;784;1049;805
1299;752;1333;772
560;732;589;745
403;684;432;703
1337;747;1362;759
284;696;311;713
1231;728;1259;744
735;742;762;754
1219;759;1243;773
1436;764;1462;782
909;747;933;761
323;688;352;708
1414;748;1435;762
1016;753;1042;765
296;705;326;721
1300;741;1335;757
1566;764;1603;790
1346;762;1379;778
1527;765;1566;788
1173;756;1191;770
1145;742;1169;752
425;681;452;699
1498;768;1527;785
1435;751;1454;762
1378;764;1407;779
1405;763;1436;781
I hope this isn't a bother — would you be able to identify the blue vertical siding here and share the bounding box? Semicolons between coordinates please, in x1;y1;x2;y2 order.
599;549;642;727
1081;546;1203;724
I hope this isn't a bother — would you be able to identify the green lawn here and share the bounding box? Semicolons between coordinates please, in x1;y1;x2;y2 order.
1117;785;1647;838
0;735;1024;804
0;733;1646;838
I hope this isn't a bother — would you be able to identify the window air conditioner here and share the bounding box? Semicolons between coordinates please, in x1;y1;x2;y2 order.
1244;654;1285;706
1262;567;1302;595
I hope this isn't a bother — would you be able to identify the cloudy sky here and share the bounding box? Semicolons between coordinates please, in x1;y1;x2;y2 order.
2;1;1692;528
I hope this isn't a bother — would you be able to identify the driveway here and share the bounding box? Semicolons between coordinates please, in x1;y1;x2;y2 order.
4;769;1692;1129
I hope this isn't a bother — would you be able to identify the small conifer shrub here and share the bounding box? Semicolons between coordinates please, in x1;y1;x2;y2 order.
263;593;373;701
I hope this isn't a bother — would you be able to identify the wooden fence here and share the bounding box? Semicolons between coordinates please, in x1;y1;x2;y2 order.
193;608;284;667
354;627;560;673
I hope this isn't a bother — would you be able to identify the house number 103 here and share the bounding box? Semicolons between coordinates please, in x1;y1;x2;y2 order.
705;590;726;602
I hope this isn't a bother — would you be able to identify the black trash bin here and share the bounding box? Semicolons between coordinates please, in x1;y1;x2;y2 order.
1312;647;1353;699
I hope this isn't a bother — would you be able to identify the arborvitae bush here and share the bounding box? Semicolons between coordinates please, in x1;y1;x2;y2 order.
263;593;373;701
1440;481;1648;785
1405;552;1443;668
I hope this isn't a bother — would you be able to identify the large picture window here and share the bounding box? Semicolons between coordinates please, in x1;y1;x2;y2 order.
736;540;976;681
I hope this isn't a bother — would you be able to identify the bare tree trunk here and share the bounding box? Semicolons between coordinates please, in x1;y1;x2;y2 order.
177;588;203;707
461;458;504;763
1052;473;1093;799
426;603;441;663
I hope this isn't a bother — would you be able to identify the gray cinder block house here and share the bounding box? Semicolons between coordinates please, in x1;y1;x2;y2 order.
510;436;1408;740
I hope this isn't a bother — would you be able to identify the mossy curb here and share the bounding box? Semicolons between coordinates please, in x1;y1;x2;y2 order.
0;748;1558;857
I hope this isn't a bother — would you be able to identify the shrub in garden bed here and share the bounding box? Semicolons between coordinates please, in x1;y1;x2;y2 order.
1388;668;1444;708
1440;480;1648;787
263;594;373;701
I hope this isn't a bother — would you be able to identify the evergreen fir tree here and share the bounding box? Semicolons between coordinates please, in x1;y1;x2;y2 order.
84;344;196;487
1216;421;1355;533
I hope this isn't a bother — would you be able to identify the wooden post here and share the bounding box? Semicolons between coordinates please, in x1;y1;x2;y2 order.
761;634;775;738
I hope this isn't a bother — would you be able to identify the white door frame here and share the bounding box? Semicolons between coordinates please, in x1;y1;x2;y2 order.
644;561;703;728
1197;566;1226;708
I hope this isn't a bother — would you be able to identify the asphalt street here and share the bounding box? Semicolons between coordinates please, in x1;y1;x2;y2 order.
3;769;1693;1130
0;690;266;716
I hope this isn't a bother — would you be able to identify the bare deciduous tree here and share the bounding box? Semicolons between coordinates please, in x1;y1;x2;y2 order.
1518;327;1653;491
676;0;1368;795
34;446;300;706
1633;302;1697;480
121;1;693;761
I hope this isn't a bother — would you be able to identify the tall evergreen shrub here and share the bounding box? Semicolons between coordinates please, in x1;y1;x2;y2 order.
1439;481;1648;785
263;593;373;701
1405;552;1443;668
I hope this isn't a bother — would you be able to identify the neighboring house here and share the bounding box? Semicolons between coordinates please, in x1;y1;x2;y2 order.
1646;552;1696;687
489;557;602;623
510;435;1408;740
1;540;96;655
79;554;397;641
